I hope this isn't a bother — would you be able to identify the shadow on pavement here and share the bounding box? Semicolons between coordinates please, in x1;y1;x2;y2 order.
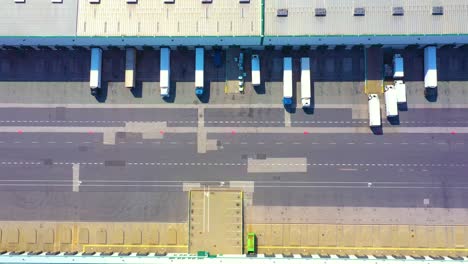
95;81;108;103
130;81;143;98
398;102;408;112
370;126;383;135
387;116;400;125
425;88;438;102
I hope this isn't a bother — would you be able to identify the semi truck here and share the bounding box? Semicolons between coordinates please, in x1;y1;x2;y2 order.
283;57;293;105
300;57;311;108
89;47;102;96
384;85;398;118
368;94;381;127
195;47;204;95
393;54;404;79
424;46;437;93
160;47;171;97
251;54;260;86
394;80;407;104
125;47;136;89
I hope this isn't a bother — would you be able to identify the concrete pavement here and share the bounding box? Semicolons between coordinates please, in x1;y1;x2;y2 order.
0;131;466;222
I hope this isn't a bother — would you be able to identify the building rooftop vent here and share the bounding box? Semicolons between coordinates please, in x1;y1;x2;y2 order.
315;8;327;17
277;9;288;17
89;0;100;3
14;0;26;3
392;6;404;16
164;0;175;3
127;0;137;3
432;6;444;15
52;0;63;3
239;0;250;3
354;7;365;16
201;0;212;3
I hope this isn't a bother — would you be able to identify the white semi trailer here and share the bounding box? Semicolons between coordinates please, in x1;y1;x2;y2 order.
125;47;136;89
300;57;311;108
368;94;381;127
89;47;102;96
394;80;407;104
251;54;260;86
195;47;204;95
283;57;293;105
160;47;170;97
384;85;398;118
424;46;437;91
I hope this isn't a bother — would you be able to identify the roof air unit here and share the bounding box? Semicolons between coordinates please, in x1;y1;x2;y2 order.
315;8;327;17
392;6;404;16
354;7;365;16
277;9;288;17
432;6;443;15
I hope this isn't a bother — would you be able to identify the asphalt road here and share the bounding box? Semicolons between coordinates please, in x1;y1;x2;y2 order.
0;130;467;222
1;107;468;127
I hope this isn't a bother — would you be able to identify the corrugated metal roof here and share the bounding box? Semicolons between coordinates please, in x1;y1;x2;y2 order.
0;0;78;37
77;0;261;37
265;0;468;36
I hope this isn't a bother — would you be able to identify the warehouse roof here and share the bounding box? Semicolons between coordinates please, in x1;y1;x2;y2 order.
265;0;468;36
76;0;261;37
0;0;78;37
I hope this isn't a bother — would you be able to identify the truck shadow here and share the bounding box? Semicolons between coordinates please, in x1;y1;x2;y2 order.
387;116;400;125
425;88;438;102
198;80;211;104
370;126;383;135
95;81;108;103
162;82;176;103
303;81;316;115
130;81;143;98
253;84;266;95
398;102;408;111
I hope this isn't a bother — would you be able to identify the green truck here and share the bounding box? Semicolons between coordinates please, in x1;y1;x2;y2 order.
247;233;256;254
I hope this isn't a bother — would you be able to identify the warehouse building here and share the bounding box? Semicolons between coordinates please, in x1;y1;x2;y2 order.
0;0;468;48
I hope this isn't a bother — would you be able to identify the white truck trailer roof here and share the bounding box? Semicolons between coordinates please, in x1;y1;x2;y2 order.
394;80;407;104
424;46;437;89
300;57;311;107
393;54;404;79
368;94;381;127
90;48;102;89
283;57;293;99
160;47;170;96
251;54;260;86
384;85;398;117
125;48;136;88
195;47;204;88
